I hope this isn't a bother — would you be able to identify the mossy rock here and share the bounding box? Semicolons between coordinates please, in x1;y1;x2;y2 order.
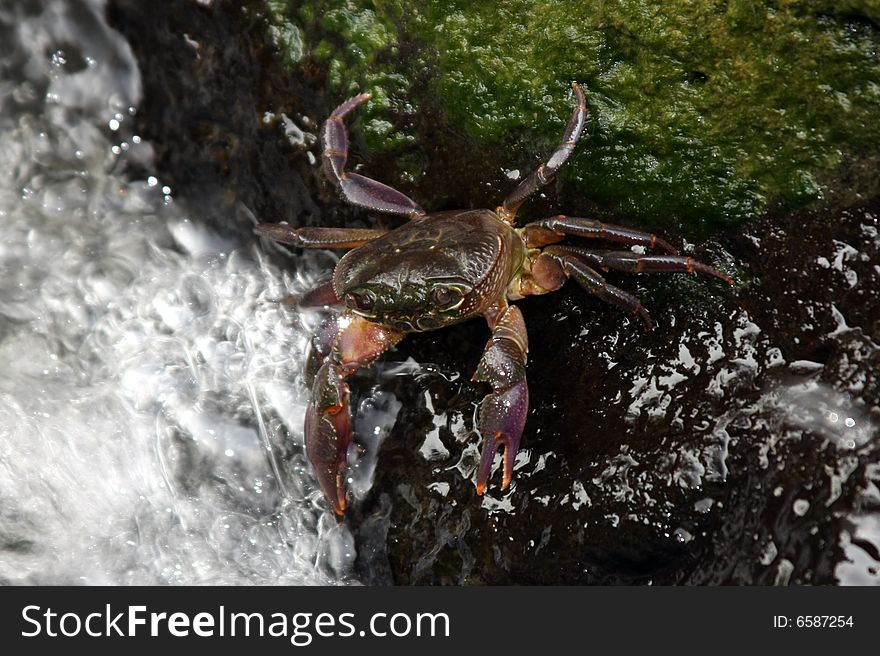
268;0;880;235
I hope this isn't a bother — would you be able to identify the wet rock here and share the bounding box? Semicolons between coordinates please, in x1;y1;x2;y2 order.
349;202;879;585
107;0;394;241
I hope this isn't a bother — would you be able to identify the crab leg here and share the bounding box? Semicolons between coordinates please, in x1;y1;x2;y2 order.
499;82;587;222
544;246;733;284
323;93;425;218
473;304;529;495
303;313;343;385
522;215;678;254
256;223;388;249
294;281;342;310
304;312;404;515
540;252;654;329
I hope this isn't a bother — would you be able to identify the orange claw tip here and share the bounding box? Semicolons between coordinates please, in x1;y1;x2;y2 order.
475;481;486;496
333;475;348;515
330;495;346;516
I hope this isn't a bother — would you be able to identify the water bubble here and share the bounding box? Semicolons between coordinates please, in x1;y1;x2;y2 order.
673;527;693;543
793;499;810;516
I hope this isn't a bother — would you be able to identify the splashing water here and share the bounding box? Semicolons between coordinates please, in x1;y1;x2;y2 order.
0;0;353;584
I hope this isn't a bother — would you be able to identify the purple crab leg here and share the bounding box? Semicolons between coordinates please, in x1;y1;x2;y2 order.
522;215;678;254
543;246;734;284
322;93;425;218
498;82;587;223
473;304;529;495
539;252;654;330
304;312;405;515
256;223;388;249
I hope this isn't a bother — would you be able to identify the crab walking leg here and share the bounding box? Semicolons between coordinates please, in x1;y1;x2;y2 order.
304;312;405;514
294;281;342;311
322;93;425;218
473;304;529;495
542;252;654;329
499;82;587;222
522;215;678;254
544;246;734;284
275;281;341;315
255;223;389;249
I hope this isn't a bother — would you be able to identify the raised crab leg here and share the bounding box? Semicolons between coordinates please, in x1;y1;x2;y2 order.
323;93;425;218
473;304;529;495
543;246;734;284
304;312;405;514
498;82;587;223
255;223;388;249
522;215;678;254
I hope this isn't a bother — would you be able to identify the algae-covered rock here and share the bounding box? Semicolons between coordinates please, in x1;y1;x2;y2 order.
270;0;880;234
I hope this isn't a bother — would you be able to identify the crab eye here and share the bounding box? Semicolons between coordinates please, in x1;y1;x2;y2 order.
429;286;464;311
345;290;375;312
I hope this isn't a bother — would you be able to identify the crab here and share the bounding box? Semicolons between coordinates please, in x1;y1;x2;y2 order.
257;83;732;515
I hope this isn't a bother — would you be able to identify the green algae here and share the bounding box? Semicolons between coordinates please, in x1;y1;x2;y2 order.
268;0;880;234
269;1;414;152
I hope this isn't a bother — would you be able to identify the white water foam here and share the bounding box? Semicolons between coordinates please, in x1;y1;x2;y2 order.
0;0;352;585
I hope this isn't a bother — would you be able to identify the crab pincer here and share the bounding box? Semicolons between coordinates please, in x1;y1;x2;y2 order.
304;360;352;515
473;306;529;495
301;313;405;515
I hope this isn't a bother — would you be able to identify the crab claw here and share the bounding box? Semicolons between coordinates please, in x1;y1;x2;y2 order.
304;360;352;515
473;305;529;495
476;379;529;495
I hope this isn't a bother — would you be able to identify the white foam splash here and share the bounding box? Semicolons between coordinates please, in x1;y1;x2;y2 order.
0;0;350;585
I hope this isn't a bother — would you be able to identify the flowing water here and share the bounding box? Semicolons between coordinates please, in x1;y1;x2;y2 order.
0;0;354;585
